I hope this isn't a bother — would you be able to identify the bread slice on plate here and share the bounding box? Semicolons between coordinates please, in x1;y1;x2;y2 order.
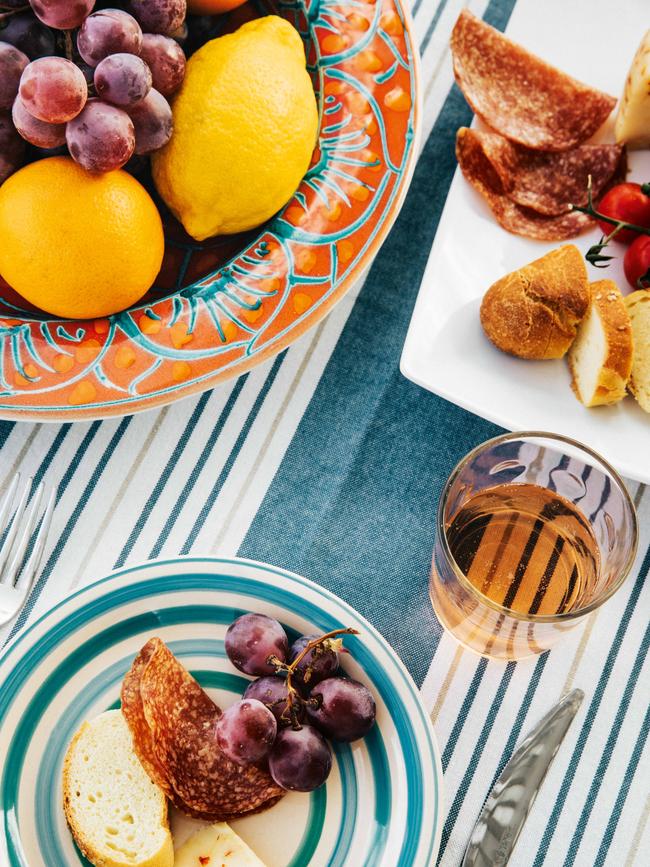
63;710;173;867
625;289;650;411
568;280;633;407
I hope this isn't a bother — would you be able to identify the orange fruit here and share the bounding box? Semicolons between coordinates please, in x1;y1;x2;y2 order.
187;0;248;14
0;157;164;319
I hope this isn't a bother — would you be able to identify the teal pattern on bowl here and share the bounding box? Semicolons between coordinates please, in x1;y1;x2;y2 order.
0;0;420;420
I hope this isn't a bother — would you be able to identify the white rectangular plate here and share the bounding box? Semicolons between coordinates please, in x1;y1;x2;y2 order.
401;0;650;483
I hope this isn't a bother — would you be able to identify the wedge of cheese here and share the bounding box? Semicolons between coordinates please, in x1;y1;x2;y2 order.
616;30;650;148
174;824;266;867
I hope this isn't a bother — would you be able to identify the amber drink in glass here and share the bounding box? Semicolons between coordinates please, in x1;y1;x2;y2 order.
430;432;638;660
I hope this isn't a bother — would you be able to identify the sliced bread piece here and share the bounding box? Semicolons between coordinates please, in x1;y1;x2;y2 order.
63;710;173;867
569;280;633;407
625;289;650;411
174;823;267;866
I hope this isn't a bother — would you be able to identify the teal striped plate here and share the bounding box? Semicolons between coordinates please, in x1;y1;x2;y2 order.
0;556;442;866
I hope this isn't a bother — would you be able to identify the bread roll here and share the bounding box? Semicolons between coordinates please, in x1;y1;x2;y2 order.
480;244;589;359
625;289;650;412
568;280;633;406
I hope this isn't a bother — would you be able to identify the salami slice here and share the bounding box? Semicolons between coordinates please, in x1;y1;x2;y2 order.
120;639;175;800
139;639;284;820
456;127;626;231
456;129;626;241
451;10;616;152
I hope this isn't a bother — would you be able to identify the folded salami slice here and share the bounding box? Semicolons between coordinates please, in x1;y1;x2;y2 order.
451;10;617;152
137;638;284;821
121;639;177;803
456;129;626;240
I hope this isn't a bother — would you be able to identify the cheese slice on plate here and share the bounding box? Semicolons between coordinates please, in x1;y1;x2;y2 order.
174;823;266;866
616;29;650;148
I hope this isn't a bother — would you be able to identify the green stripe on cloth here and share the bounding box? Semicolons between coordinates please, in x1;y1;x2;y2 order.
114;391;214;567
532;543;650;866
179;352;287;554
594;701;650;866
563;616;650;865
437;662;516;859
7;420;110;641
439;652;549;861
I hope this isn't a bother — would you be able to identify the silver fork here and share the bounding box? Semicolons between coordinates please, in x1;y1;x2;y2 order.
0;473;55;627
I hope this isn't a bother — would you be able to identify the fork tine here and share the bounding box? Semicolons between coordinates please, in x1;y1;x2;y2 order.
0;472;20;537
4;481;44;588
15;488;55;594
0;477;31;581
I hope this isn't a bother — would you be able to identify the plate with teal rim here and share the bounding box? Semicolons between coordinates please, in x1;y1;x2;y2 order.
0;556;442;866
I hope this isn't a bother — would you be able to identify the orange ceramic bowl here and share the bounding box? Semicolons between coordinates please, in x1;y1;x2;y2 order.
0;0;420;420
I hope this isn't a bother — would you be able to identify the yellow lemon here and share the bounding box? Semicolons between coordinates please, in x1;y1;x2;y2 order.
152;16;319;240
0;157;164;319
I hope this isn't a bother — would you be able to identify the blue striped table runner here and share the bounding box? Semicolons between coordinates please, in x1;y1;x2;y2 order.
0;1;647;864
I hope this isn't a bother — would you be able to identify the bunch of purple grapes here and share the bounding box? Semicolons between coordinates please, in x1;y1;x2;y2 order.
0;0;188;182
220;613;377;793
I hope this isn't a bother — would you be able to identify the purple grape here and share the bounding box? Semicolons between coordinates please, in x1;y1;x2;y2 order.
19;57;87;123
244;676;303;728
225;613;289;677
127;87;171;154
307;677;376;742
290;634;339;691
77;9;143;67
12;96;66;148
215;698;277;767
94;53;151;107
0;12;56;60
268;725;332;792
128;0;186;36
0;111;25;184
0;42;29;111
66;99;135;172
30;0;96;30
139;33;185;96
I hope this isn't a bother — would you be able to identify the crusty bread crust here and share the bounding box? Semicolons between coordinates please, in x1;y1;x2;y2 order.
625;289;650;412
63;721;94;863
569;280;633;407
480;244;589;359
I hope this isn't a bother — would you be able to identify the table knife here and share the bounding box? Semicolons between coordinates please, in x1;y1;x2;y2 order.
462;688;584;867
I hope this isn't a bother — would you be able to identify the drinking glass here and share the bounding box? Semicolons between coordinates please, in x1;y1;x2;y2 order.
430;432;638;660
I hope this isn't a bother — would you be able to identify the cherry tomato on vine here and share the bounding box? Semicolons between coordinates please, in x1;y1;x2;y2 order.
624;235;650;290
597;182;650;245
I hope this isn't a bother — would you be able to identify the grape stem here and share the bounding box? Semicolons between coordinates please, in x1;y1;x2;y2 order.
63;29;73;61
267;627;358;730
0;6;30;20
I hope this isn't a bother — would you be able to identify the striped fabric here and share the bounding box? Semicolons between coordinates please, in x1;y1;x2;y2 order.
0;1;647;865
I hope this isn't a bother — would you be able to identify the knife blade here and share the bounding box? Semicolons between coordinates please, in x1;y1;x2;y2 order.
462;688;584;867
